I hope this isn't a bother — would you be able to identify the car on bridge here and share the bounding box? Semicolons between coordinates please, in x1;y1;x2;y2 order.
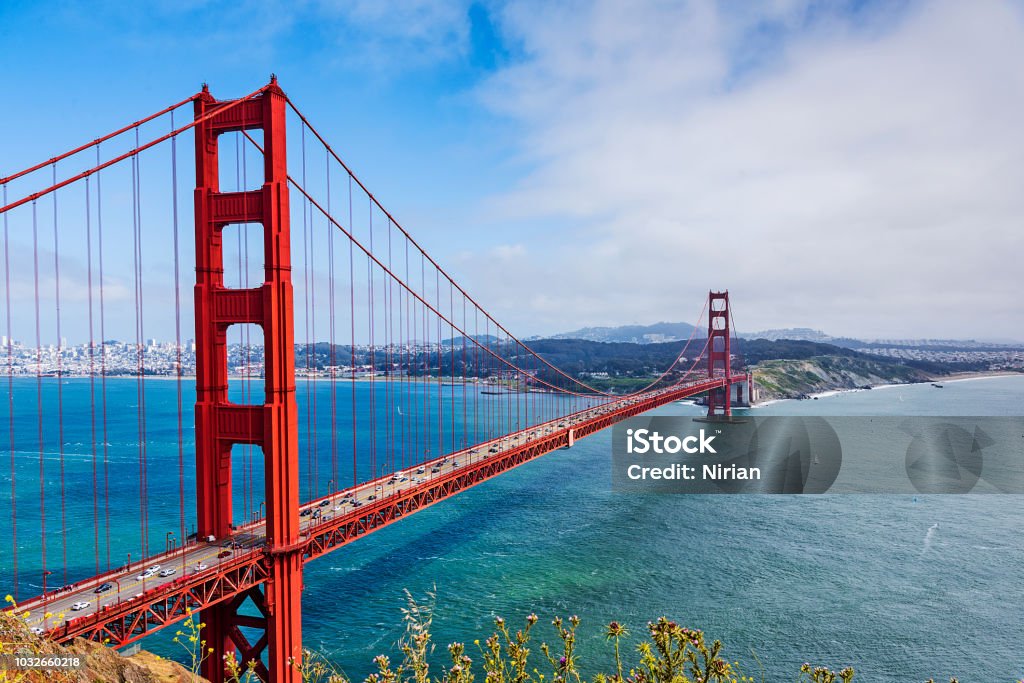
71;601;90;611
159;568;177;577
94;583;113;594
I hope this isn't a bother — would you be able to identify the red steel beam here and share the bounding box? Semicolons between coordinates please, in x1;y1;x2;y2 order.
48;552;268;648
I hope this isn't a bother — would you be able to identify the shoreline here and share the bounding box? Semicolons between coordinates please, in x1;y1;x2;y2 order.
928;371;1023;383
751;370;1022;406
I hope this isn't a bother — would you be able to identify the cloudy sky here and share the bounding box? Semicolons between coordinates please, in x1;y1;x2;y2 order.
2;0;1022;341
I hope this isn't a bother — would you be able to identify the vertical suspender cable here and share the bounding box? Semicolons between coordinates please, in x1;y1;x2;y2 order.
401;236;409;472
386;219;395;476
171;114;187;565
300;123;313;498
449;280;455;454
132;130;150;558
348;174;357;487
421;253;428;465
404;240;412;471
368;202;377;481
309;159;318;498
2;184;16;598
473;306;479;447
51;164;68;584
327;150;337;493
385;217;394;476
86;176;99;577
32;200;46;598
97;147;111;571
435;269;441;459
462;293;467;453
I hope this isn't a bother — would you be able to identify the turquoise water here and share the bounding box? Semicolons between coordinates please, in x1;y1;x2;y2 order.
2;376;1023;681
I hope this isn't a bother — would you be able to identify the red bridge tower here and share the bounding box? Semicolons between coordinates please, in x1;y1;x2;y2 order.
194;78;303;683
706;291;731;417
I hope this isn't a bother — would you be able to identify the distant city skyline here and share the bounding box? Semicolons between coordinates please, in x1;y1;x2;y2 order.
2;1;1022;342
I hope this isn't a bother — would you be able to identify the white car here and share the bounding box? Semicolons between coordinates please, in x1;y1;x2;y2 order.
193;563;208;572
30;626;44;635
146;564;161;573
158;568;177;577
136;571;155;581
71;601;90;611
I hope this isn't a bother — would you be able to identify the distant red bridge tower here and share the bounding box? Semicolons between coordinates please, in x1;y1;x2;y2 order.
706;290;731;417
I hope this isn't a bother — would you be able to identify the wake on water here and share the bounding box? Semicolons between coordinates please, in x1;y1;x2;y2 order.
922;523;939;554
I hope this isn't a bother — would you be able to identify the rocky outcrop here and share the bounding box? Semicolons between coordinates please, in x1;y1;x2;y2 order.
1;613;205;683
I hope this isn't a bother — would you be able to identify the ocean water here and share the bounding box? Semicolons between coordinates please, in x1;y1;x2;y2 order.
2;375;1023;682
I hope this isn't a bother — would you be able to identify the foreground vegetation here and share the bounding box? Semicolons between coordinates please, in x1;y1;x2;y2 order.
5;591;985;683
166;591;861;683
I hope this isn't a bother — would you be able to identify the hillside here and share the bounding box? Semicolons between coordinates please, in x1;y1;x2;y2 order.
752;356;930;400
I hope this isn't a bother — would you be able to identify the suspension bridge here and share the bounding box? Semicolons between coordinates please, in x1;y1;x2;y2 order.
1;78;753;682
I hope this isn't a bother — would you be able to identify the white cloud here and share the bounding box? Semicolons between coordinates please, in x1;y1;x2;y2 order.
311;0;474;71
489;243;526;260
465;0;1024;339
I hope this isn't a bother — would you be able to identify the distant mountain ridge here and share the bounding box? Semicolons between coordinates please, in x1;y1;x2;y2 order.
547;321;700;344
547;323;1023;350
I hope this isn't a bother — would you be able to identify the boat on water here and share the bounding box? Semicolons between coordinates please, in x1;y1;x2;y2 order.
931;383;944;388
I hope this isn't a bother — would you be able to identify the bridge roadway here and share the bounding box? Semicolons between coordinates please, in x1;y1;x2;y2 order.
13;375;740;647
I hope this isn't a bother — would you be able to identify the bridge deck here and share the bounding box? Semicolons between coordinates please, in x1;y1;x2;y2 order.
13;376;744;647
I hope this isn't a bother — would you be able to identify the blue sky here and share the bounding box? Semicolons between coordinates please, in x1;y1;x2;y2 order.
2;0;1023;341
0;1;523;253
